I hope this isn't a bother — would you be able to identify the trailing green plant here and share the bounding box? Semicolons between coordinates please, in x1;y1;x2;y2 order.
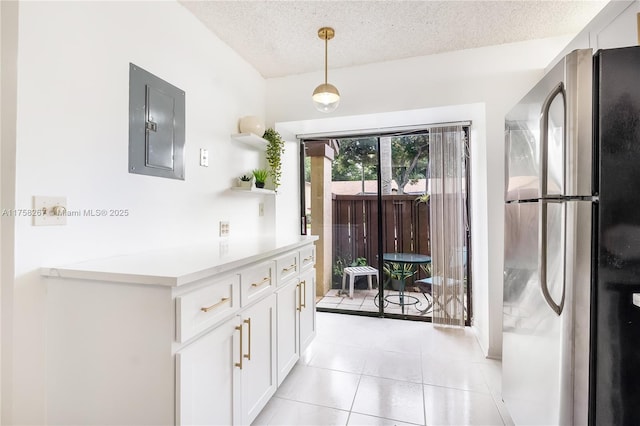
263;128;285;192
252;168;269;184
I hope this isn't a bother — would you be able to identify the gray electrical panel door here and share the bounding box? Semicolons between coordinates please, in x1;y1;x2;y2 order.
129;63;185;180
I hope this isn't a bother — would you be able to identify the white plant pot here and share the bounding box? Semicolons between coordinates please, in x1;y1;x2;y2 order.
237;179;252;188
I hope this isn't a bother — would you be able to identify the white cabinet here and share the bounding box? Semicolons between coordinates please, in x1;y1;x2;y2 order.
178;294;276;426
240;261;274;307
300;244;316;272
176;274;240;343
177;316;242;425
239;294;277;424
276;266;317;385
43;238;316;426
276;278;300;385
46;279;175;426
299;268;317;353
275;251;299;286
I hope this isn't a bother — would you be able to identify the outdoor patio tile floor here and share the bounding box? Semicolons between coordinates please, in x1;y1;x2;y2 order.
316;289;432;317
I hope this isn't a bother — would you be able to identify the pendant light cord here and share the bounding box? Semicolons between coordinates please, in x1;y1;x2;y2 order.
324;34;328;85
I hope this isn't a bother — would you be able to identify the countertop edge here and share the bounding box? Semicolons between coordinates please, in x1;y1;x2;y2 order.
41;236;318;287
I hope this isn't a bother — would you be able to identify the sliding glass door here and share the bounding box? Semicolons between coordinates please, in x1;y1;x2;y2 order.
303;127;471;324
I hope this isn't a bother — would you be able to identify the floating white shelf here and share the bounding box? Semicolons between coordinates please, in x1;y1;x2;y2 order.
230;186;275;195
231;133;268;150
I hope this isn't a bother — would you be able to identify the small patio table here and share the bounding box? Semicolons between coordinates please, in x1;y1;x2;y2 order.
382;253;431;315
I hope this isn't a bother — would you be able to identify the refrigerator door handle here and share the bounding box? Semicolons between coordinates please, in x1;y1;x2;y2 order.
539;82;565;198
538;200;565;316
538;82;565;316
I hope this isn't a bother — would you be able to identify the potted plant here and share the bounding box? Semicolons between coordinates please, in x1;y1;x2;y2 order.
252;169;269;189
332;256;368;285
383;262;416;291
415;193;430;204
263;128;285;193
237;174;252;189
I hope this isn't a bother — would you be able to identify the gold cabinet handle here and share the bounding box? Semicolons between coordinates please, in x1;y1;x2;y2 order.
303;255;314;262
282;264;296;273
251;277;270;288
243;318;251;361
235;324;243;369
201;297;229;313
301;280;307;309
296;282;302;312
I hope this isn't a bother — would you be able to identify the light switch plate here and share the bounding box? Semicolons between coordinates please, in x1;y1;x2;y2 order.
200;148;209;167
33;196;67;226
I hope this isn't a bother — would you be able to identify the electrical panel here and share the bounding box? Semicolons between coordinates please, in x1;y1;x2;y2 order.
129;63;185;180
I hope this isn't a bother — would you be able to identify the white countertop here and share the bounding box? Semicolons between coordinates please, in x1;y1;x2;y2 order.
41;235;318;287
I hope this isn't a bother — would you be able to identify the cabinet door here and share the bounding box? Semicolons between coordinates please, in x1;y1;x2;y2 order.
177;317;242;425
299;269;316;354
276;278;300;385
241;294;277;425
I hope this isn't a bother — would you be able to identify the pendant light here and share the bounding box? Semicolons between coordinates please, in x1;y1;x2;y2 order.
312;27;340;113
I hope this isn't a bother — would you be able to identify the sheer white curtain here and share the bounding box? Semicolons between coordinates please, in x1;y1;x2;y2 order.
429;126;468;327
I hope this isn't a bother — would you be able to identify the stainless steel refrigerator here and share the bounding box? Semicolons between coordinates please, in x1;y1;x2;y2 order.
503;46;640;425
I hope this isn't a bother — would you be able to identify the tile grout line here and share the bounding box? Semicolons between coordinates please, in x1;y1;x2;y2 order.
265;395;351;422
420;342;428;426
345;371;364;425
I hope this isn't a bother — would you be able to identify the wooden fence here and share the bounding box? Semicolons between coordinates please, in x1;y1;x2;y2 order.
332;194;431;282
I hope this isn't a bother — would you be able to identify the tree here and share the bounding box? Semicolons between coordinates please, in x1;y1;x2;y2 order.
332;138;377;185
390;134;429;194
328;134;430;194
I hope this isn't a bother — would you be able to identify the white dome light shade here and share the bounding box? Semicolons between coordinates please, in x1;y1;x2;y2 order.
312;83;340;113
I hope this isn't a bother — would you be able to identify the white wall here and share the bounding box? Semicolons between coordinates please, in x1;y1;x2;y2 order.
547;0;639;72
5;2;268;424
267;35;574;358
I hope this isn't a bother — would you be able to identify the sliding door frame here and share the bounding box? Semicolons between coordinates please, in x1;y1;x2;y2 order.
299;124;472;324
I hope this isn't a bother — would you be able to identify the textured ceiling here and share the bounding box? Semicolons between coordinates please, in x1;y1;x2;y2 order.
179;1;608;78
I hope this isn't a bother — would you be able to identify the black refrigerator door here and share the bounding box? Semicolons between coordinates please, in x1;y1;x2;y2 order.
592;45;640;426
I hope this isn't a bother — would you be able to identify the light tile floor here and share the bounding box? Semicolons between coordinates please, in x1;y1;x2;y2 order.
253;312;514;426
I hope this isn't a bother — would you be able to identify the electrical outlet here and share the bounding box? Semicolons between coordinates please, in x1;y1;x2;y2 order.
219;221;230;237
33;196;67;226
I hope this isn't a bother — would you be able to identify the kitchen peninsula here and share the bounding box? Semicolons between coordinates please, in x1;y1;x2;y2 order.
42;235;317;425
